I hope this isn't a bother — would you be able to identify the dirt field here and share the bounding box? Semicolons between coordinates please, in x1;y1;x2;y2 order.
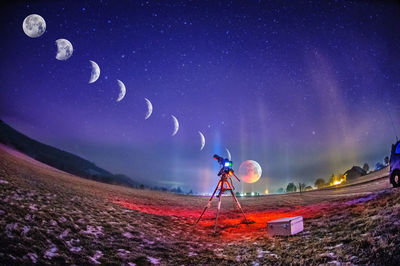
1;145;400;265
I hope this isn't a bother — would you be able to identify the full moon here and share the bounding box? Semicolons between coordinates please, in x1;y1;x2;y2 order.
238;160;262;183
22;14;46;38
55;39;73;61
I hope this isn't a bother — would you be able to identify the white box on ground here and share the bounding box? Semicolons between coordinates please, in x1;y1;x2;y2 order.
267;216;304;236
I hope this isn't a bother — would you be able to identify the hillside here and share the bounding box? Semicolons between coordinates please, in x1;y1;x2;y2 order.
1;144;400;264
0;120;138;188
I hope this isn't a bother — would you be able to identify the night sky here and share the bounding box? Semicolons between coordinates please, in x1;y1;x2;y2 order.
1;0;400;194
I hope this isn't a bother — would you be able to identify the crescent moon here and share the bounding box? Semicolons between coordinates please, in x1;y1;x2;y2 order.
199;131;205;151
55;39;73;61
116;79;126;102
144;98;153;120
89;60;100;83
226;148;231;161
171;115;179;136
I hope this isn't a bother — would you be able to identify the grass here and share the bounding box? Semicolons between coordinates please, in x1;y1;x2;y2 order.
1;146;400;265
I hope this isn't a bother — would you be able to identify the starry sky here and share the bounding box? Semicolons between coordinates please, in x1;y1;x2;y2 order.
1;0;400;194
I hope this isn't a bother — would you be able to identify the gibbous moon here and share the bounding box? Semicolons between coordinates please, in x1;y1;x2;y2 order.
238;160;262;184
116;80;126;102
144;98;153;119
226;148;232;161
171;115;179;136
199;131;205;151
89;60;100;83
23;14;46;38
55;39;73;61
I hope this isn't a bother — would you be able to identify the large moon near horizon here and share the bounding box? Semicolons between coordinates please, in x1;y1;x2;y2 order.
238;160;262;183
23;14;46;38
55;39;73;60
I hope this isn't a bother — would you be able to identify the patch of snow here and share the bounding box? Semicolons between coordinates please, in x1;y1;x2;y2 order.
44;246;58;259
22;225;30;235
81;225;103;238
0;179;9;184
0;209;5;215
49;220;58;226
188;252;197;257
257;248;270;258
25;214;32;221
5;223;18;238
127;263;136;266
143;238;155;245
59;229;70;239
123;232;134;239
70;246;82;253
26;252;38;263
58;216;67;223
29;204;38;211
89;250;103;264
147;256;160;265
117;249;131;259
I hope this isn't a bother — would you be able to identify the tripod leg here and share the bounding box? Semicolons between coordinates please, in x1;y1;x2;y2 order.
229;189;249;225
195;180;221;224
214;190;223;233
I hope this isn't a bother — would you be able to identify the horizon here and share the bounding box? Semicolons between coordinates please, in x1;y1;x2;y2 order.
1;0;400;194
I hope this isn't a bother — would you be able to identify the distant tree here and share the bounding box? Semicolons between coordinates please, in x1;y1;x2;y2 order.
384;156;389;165
375;162;385;171
286;182;297;193
171;187;183;194
362;163;370;173
305;186;313;191
298;183;306;193
188;190;193;195
314;178;326;189
139;184;145;189
276;187;284;194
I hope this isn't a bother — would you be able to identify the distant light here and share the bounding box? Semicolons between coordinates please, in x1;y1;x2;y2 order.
224;162;230;167
251;192;255;196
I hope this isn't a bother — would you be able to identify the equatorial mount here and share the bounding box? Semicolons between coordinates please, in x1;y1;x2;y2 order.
195;154;249;233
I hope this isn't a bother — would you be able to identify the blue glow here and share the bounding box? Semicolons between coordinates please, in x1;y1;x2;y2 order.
396;143;400;154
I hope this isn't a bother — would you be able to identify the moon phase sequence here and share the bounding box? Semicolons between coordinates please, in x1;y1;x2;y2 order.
23;14;46;38
116;80;126;102
144;98;153;119
171;115;179;136
21;14;242;159
55;39;73;61
89;60;100;83
226;148;231;160
199;131;205;151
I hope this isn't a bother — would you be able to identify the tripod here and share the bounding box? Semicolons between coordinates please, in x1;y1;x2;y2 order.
196;170;249;232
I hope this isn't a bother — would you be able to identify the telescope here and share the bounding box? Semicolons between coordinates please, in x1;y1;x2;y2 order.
213;154;240;181
196;154;248;232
